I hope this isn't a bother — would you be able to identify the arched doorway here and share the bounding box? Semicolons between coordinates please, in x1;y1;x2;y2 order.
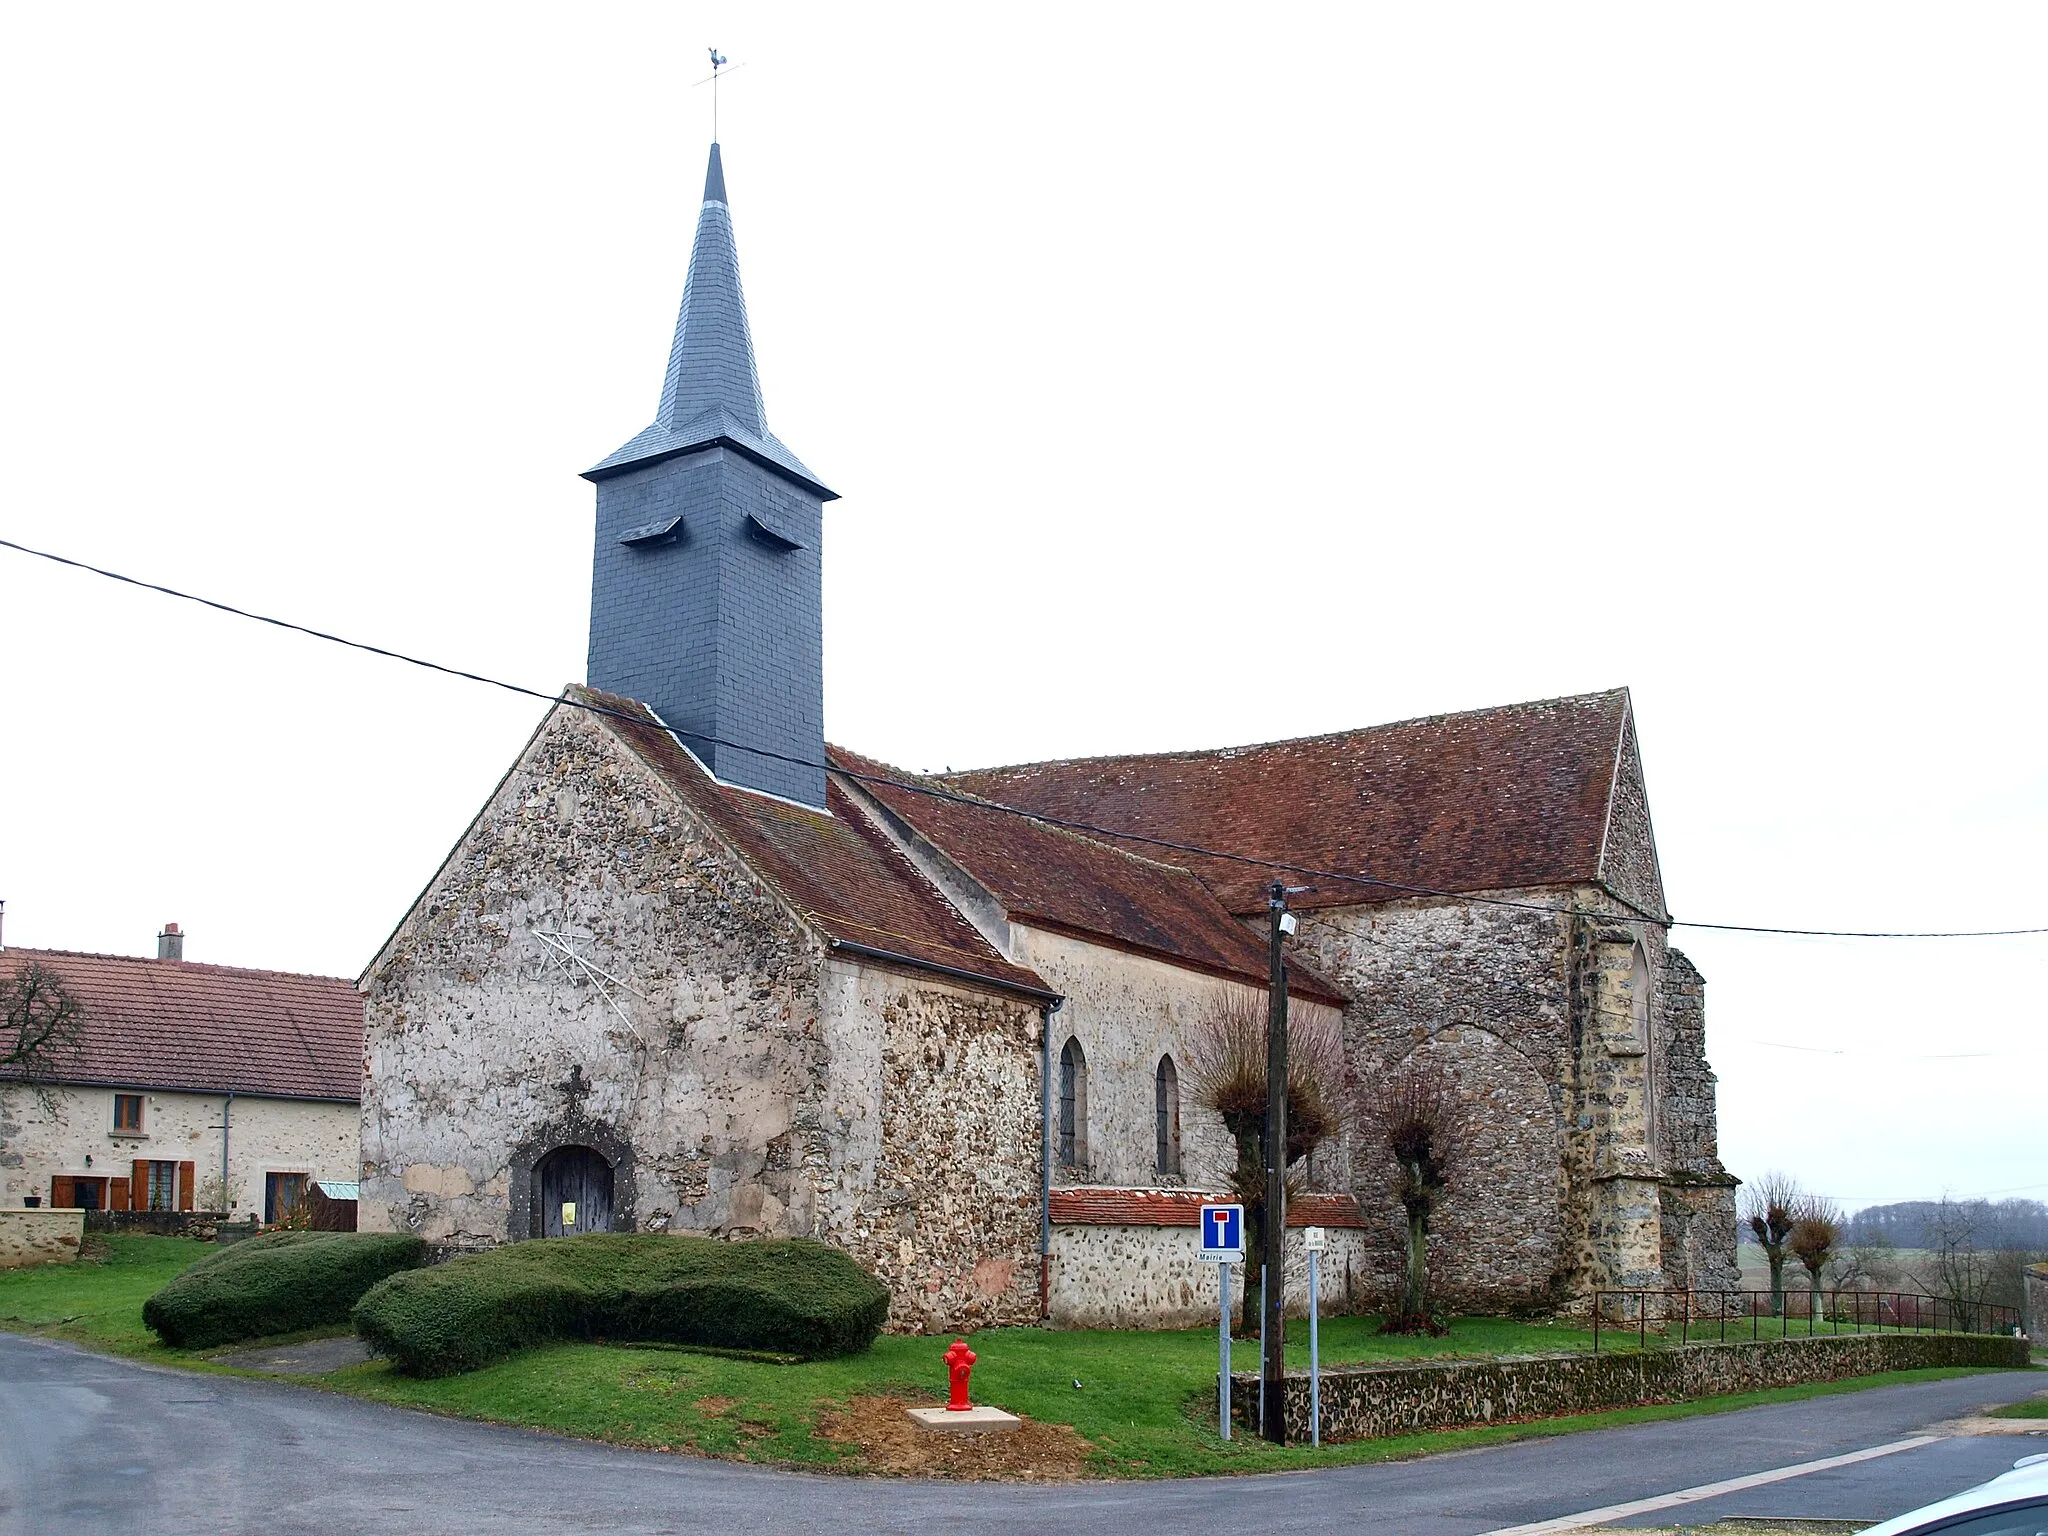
533;1145;614;1238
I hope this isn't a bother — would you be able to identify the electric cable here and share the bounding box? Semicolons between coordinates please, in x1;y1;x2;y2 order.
6;533;2046;942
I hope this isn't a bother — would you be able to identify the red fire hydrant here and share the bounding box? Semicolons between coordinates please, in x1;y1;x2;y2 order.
944;1337;976;1411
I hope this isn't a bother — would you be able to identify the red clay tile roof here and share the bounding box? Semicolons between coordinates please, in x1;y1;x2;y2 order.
946;690;1634;915
583;690;1054;1000
1050;1187;1365;1228
829;748;1347;1007
0;947;362;1100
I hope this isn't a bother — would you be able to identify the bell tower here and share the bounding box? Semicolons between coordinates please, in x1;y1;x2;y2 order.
582;143;836;808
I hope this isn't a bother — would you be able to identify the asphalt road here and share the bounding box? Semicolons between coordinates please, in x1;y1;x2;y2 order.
1;1333;2040;1536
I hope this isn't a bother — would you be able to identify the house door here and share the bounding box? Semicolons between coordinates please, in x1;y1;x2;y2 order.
534;1146;613;1238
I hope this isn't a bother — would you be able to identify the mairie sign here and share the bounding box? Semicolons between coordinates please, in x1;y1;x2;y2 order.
1198;1202;1243;1262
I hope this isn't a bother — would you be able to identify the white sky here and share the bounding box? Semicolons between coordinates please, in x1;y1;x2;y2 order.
1;4;2040;1214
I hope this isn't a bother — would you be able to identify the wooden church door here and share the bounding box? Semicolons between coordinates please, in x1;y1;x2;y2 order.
534;1145;613;1238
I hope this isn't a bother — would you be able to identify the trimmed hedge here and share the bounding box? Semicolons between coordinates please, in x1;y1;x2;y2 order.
143;1231;428;1349
352;1235;891;1377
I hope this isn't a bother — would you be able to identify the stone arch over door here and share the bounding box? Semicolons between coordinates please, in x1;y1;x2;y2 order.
508;1113;636;1240
1387;1024;1564;1309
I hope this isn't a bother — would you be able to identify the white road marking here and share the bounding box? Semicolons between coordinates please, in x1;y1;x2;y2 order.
1472;1433;1945;1536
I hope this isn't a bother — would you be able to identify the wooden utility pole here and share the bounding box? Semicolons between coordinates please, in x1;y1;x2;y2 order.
1261;880;1290;1444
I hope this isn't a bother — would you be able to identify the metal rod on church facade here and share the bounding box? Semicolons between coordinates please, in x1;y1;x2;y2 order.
1260;880;1290;1444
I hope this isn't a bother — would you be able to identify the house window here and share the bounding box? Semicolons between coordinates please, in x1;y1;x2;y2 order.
1057;1037;1088;1170
145;1161;179;1211
1155;1055;1182;1176
112;1094;144;1133
265;1172;308;1225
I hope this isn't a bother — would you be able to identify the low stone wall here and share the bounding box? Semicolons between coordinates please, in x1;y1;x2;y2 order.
0;1208;86;1268
1230;1331;2032;1442
84;1210;228;1239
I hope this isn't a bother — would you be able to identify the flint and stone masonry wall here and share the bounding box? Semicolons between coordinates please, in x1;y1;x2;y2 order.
358;705;1043;1332
1233;1331;2031;1442
1299;877;1736;1313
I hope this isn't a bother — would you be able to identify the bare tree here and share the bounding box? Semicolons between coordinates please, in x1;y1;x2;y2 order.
1;959;87;1113
1355;1055;1469;1335
1789;1196;1843;1321
1928;1194;1997;1328
1741;1170;1800;1318
1182;988;1343;1337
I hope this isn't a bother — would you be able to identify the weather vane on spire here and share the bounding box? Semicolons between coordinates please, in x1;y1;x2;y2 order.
697;48;743;143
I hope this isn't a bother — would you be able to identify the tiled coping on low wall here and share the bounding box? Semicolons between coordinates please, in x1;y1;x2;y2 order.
1229;1330;2032;1442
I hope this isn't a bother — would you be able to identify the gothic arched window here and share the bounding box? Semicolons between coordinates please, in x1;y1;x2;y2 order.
1155;1055;1182;1177
1058;1037;1088;1170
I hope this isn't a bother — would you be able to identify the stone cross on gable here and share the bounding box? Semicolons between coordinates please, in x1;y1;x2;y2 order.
559;1064;591;1118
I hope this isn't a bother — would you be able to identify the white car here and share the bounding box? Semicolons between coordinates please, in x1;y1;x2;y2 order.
1859;1454;2048;1535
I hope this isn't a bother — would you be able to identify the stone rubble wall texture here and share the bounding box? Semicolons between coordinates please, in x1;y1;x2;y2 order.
360;706;832;1252
358;705;1043;1333
1299;874;1735;1314
0;1208;84;1268
819;959;1043;1332
0;1084;358;1219
1050;1221;1368;1329
1233;1330;2031;1442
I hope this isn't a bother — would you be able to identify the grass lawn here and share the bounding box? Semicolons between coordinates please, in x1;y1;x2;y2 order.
1990;1395;2048;1418
3;1236;2033;1480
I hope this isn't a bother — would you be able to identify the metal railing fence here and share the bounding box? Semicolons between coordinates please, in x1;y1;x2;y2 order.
1589;1287;2023;1351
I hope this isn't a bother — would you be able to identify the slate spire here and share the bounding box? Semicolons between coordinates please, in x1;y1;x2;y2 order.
582;141;833;810
584;143;832;498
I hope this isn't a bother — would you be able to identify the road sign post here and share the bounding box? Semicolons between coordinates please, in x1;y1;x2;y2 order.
1304;1225;1327;1446
1198;1203;1244;1441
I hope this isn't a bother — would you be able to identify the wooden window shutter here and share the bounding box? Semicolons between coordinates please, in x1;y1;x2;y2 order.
178;1161;195;1212
51;1176;74;1208
131;1159;150;1211
110;1177;131;1211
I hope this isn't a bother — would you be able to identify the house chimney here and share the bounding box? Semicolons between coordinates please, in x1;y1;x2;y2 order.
157;922;184;961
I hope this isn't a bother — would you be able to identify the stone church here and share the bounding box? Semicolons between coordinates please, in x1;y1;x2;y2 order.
357;143;1738;1330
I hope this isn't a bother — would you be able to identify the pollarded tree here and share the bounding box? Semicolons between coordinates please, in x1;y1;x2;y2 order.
1789;1195;1843;1321
1741;1169;1801;1318
1356;1055;1469;1335
1182;988;1343;1338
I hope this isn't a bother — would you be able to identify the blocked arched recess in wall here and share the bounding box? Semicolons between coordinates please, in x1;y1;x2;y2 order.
1383;1024;1564;1309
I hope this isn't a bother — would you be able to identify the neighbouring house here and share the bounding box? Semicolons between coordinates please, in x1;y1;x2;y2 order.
0;918;363;1223
356;141;1738;1331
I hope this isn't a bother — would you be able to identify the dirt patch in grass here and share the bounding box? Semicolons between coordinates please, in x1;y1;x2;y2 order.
818;1395;1092;1480
692;1395;738;1417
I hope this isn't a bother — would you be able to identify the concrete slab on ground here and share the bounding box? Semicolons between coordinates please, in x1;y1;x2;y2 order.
905;1404;1021;1433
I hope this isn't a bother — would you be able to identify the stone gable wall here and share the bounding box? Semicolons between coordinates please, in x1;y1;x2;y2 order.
1598;714;1667;920
359;705;831;1250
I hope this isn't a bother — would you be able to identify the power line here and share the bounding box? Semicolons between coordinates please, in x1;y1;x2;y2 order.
7;533;2047;943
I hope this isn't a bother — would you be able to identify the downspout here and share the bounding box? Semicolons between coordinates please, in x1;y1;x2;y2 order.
1039;997;1064;1322
220;1091;234;1216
